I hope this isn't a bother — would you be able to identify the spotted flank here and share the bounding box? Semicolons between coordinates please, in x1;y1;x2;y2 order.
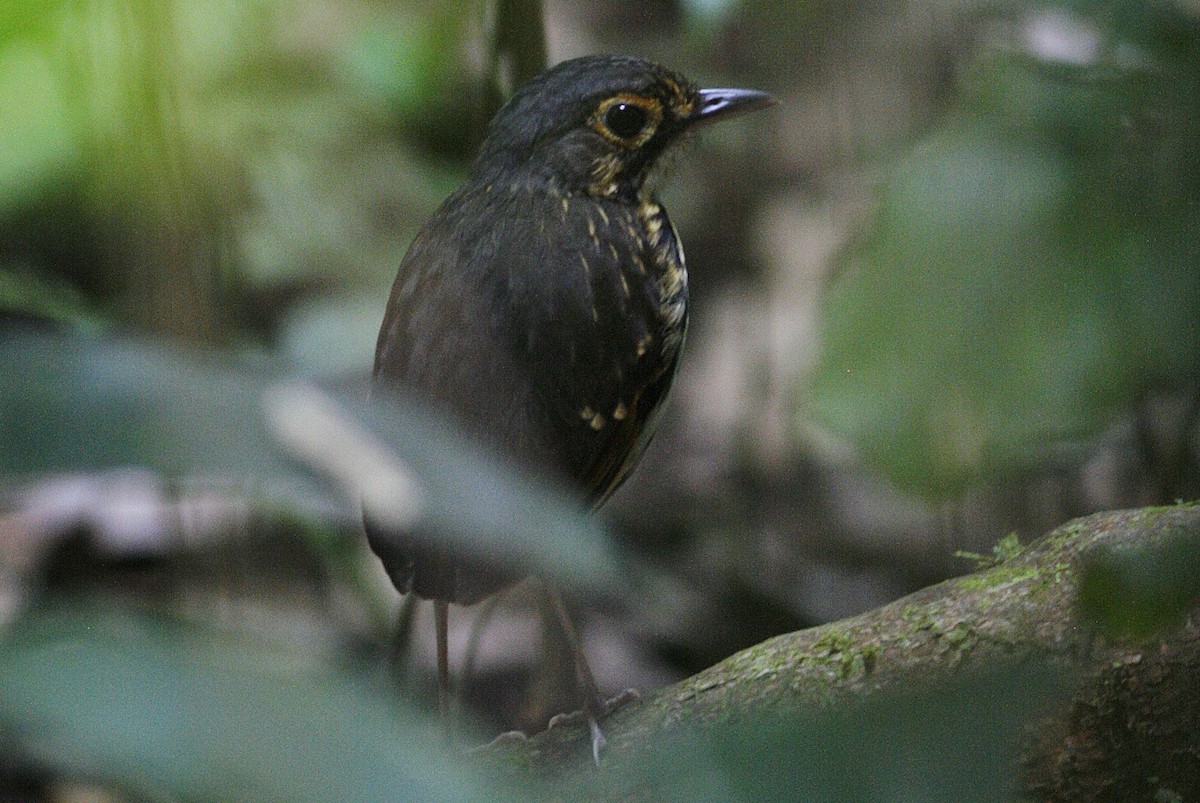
637;202;688;359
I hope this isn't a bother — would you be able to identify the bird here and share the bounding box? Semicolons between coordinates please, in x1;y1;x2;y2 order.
365;53;773;758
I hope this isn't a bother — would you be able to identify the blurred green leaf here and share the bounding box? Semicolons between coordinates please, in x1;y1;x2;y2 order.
0;333;620;594
0;41;78;210
0;607;508;801
1078;515;1200;638
0;2;71;48
0;263;103;329
341;9;464;119
810;121;1095;494
278;293;383;377
808;9;1200;497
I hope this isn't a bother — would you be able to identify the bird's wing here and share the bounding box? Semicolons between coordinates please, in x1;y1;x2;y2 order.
375;185;686;511
501;194;687;506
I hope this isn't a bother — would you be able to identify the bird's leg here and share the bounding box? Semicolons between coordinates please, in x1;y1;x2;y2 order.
460;593;502;698
434;599;452;743
387;594;417;682
545;586;609;764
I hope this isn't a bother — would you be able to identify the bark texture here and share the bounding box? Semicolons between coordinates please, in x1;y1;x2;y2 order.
486;505;1200;800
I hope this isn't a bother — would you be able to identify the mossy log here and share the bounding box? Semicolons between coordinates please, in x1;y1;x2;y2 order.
486;505;1200;800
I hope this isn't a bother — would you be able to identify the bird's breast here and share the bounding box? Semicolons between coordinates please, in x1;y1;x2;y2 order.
538;190;688;366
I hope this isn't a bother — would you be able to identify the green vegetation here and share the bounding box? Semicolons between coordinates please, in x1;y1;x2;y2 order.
808;7;1200;496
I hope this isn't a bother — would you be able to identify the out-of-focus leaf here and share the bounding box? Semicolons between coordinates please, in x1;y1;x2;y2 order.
807;10;1200;497
0;333;620;594
0;42;78;210
810;122;1095;494
1078;514;1200;638
341;11;462;118
0;607;508;801
0;2;71;48
0;263;103;329
0;335;315;492
277;293;383;377
571;662;1060;802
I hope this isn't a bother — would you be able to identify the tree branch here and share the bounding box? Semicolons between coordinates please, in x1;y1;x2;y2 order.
485;505;1200;799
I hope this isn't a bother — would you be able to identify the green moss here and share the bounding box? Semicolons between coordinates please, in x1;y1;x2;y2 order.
806;628;881;680
941;622;979;657
992;532;1024;561
1032;561;1074;598
955;532;1026;570
860;643;879;674
688;634;802;704
956;563;1040;593
1045;519;1090;551
812;629;853;654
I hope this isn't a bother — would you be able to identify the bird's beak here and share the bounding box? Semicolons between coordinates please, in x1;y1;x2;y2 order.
689;87;776;126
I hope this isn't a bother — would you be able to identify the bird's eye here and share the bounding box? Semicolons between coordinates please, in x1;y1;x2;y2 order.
592;95;662;146
604;102;649;139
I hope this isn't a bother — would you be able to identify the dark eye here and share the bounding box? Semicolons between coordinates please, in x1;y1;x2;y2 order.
604;102;649;139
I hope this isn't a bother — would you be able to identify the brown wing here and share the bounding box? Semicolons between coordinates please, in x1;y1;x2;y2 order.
369;182;555;604
513;197;688;507
578;341;684;509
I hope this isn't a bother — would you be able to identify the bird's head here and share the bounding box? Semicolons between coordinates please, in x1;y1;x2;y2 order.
474;55;774;201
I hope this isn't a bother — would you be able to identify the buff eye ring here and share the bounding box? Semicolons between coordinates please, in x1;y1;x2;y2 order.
591;94;663;147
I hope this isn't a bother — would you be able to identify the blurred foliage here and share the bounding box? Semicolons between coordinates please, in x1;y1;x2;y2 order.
1078;508;1200;638
0;607;506;802
0;603;1064;802
0;332;619;595
808;3;1200;497
2;0;1197;797
0;263;103;330
0;0;470;346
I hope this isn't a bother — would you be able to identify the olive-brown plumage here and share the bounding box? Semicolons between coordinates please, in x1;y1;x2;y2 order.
365;54;772;749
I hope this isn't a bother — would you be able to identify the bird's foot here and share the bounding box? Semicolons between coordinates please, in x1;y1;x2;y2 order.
547;688;640;765
544;686;638;729
546;687;640;730
469;729;528;754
